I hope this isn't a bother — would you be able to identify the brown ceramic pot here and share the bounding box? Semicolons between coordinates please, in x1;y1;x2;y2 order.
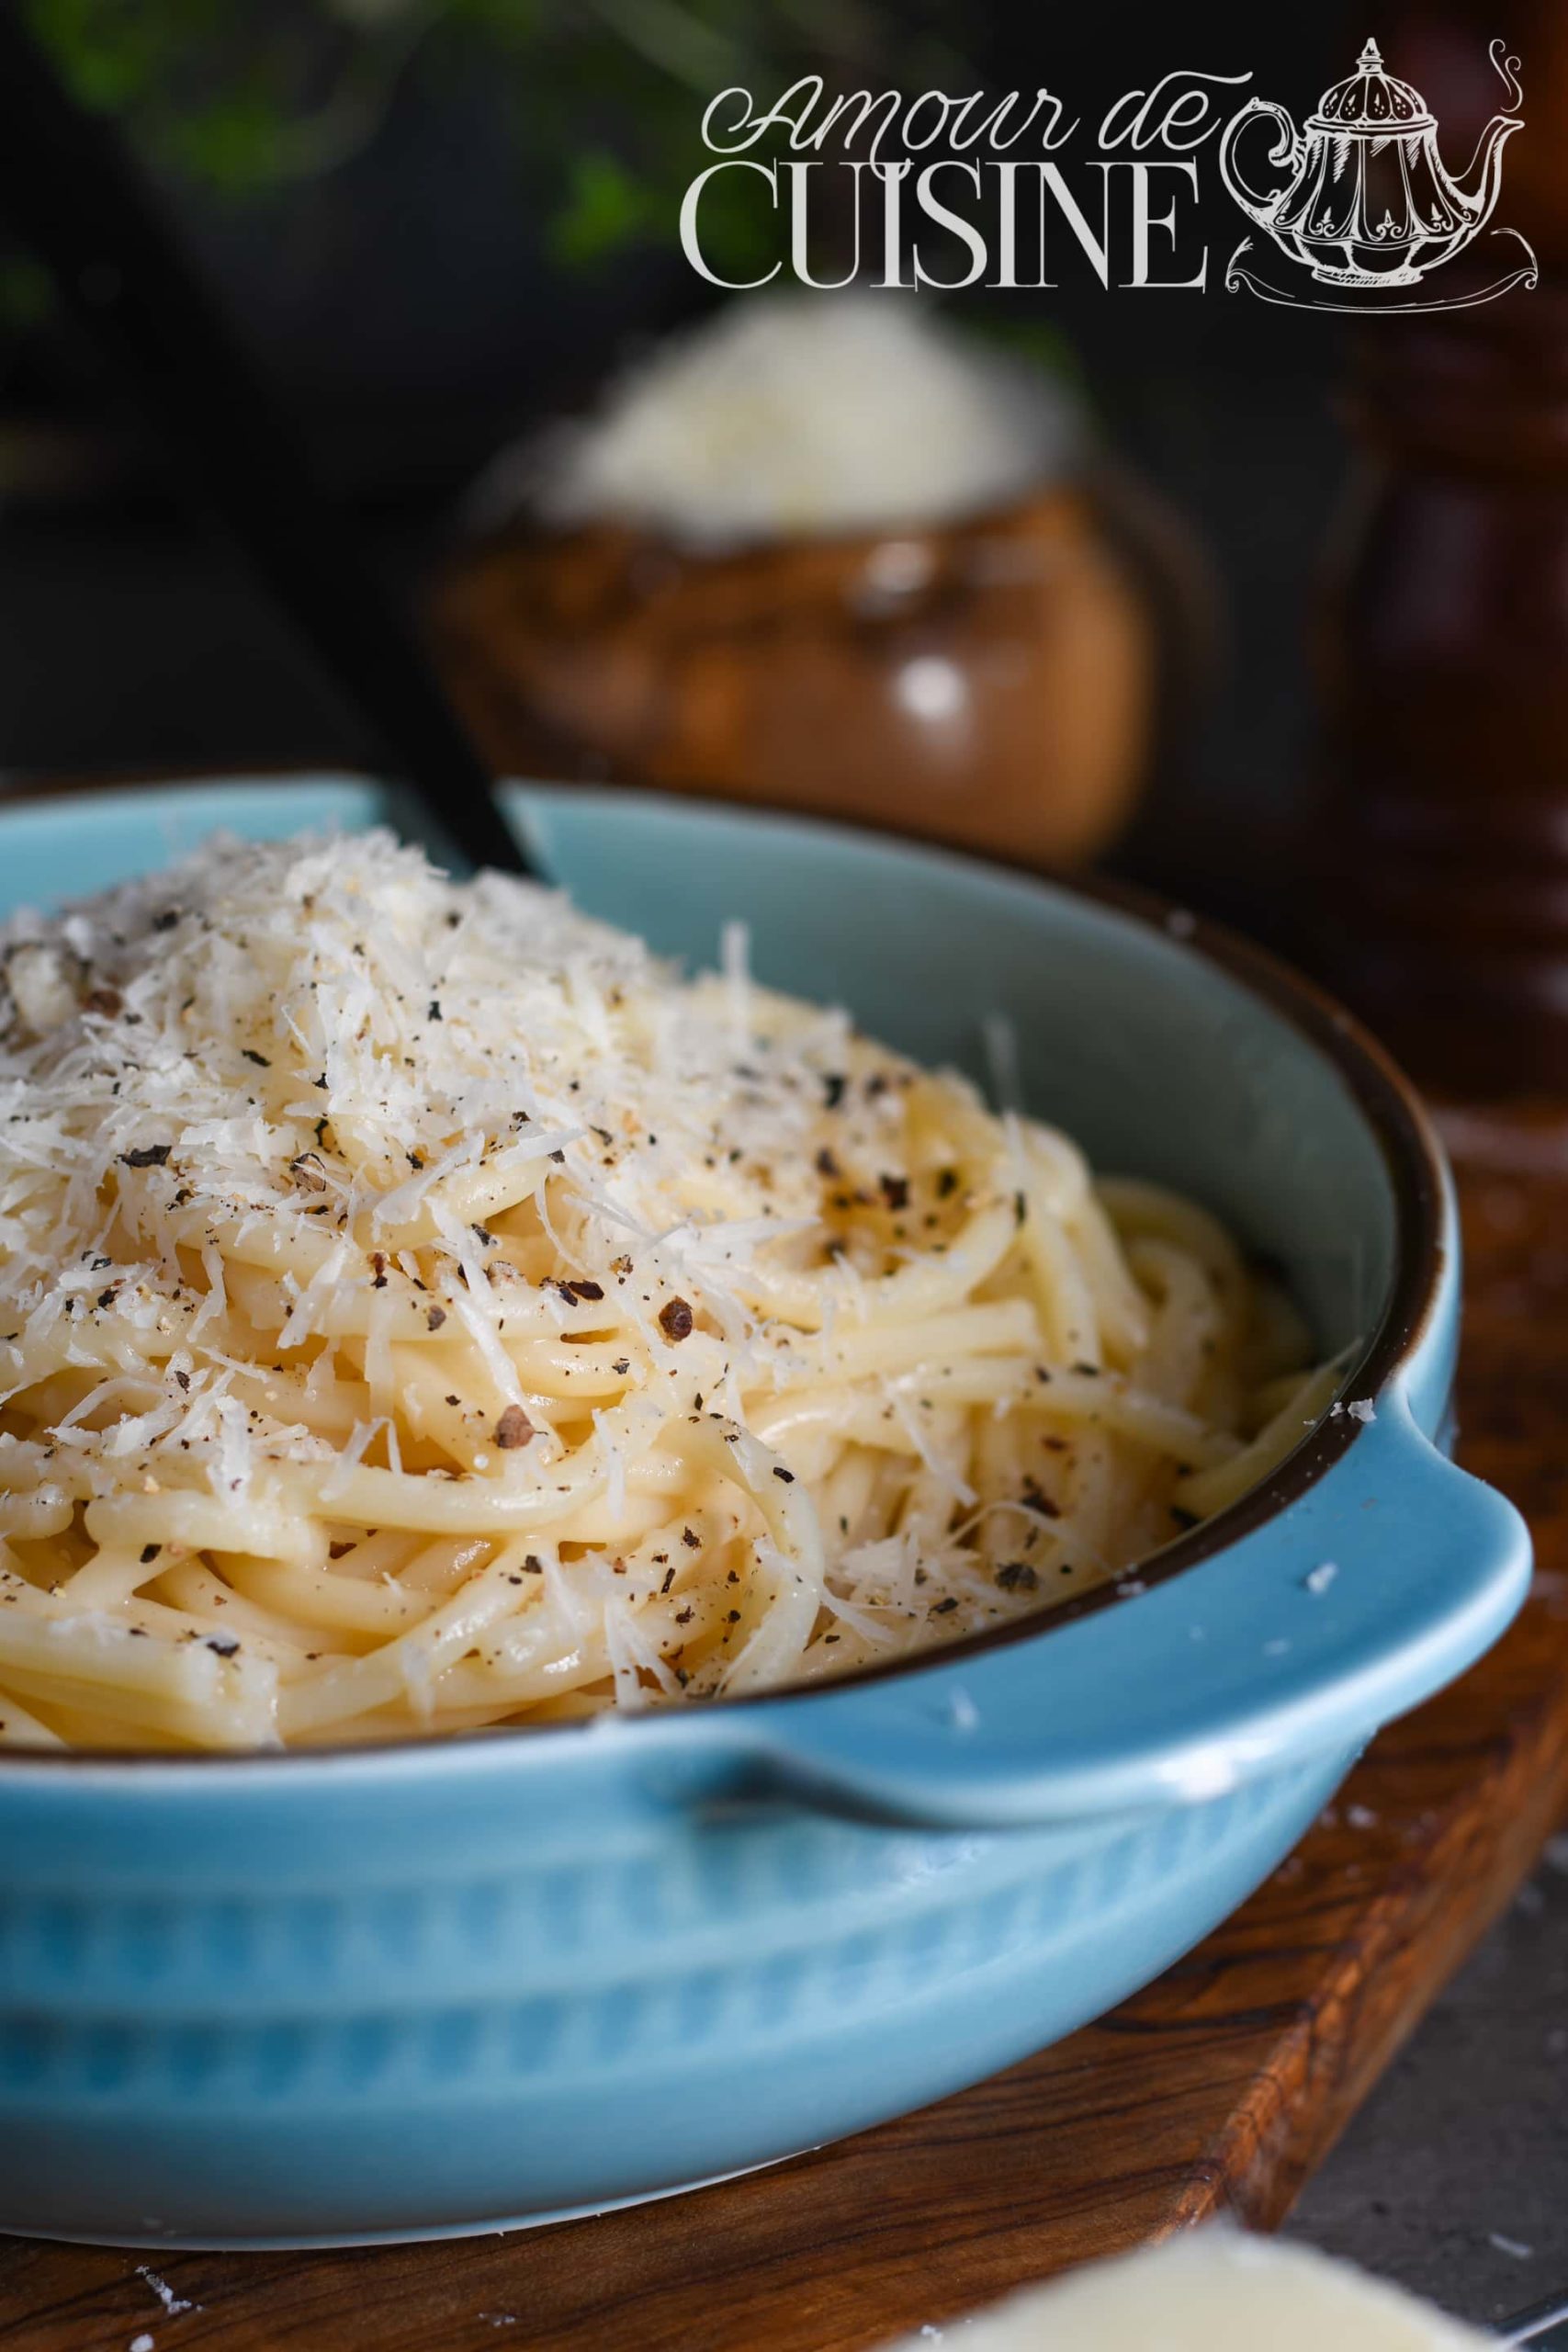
430;475;1199;872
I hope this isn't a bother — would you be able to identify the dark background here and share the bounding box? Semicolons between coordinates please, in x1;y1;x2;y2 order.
0;1;1349;868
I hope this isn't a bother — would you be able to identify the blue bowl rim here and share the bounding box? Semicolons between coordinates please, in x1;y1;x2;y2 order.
0;772;1448;1769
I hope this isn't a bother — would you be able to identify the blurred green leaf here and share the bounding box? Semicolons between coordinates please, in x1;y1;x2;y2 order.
6;0;1019;304
164;90;291;187
547;148;659;267
0;254;54;330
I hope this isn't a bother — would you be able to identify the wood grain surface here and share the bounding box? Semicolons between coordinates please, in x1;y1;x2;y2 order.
3;1106;1565;2352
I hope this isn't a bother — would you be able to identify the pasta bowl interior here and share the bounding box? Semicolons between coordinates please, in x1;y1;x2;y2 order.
2;792;1348;1751
0;776;1529;2249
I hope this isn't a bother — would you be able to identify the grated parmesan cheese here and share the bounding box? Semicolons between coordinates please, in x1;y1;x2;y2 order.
480;292;1079;548
0;827;1322;1749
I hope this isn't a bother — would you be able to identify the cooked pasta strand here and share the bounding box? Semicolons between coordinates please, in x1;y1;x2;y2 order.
0;830;1333;1749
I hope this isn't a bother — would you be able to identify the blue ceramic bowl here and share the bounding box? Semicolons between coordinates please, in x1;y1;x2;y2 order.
0;777;1529;2248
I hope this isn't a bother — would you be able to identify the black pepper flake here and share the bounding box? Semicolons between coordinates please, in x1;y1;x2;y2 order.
428;1000;443;1021
1014;1191;1028;1227
815;1147;840;1180
242;1047;271;1068
552;1277;603;1306
494;1405;535;1450
879;1172;909;1213
314;1116;330;1146
426;1306;447;1332
174;1370;190;1392
313;1073;329;1091
674;1605;694;1626
611;1357;630;1376
1021;1479;1060;1519
139;1544;161;1566
85;985;123;1017
548;1149;566;1166
772;1466;796;1484
523;1555;543;1574
206;1634;241;1657
1073;1361;1100;1377
152;909;181;932
96;1286;119;1310
682;1526;701;1549
997;1561;1040;1592
931;1595;960;1614
659;1297;694;1343
119;1142;171;1170
822;1072;847;1110
936;1168;960;1198
370;1252;388;1289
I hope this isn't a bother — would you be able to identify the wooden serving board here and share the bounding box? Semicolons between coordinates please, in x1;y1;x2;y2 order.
5;1109;1566;2352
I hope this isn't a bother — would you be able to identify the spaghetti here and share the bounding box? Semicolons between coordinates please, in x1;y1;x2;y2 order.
0;831;1328;1750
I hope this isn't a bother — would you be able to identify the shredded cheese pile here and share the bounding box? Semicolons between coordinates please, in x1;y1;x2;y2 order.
486;292;1078;547
0;829;1326;1750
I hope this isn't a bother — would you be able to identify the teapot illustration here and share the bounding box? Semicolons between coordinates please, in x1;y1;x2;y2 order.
1218;37;1521;287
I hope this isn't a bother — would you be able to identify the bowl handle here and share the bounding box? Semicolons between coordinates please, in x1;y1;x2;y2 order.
723;1387;1529;1829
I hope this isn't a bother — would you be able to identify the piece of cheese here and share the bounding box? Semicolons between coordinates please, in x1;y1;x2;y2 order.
891;2230;1488;2349
483;292;1080;547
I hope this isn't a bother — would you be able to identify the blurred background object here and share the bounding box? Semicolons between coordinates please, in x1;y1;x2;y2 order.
434;296;1209;868
1310;0;1568;1096
0;0;1341;927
